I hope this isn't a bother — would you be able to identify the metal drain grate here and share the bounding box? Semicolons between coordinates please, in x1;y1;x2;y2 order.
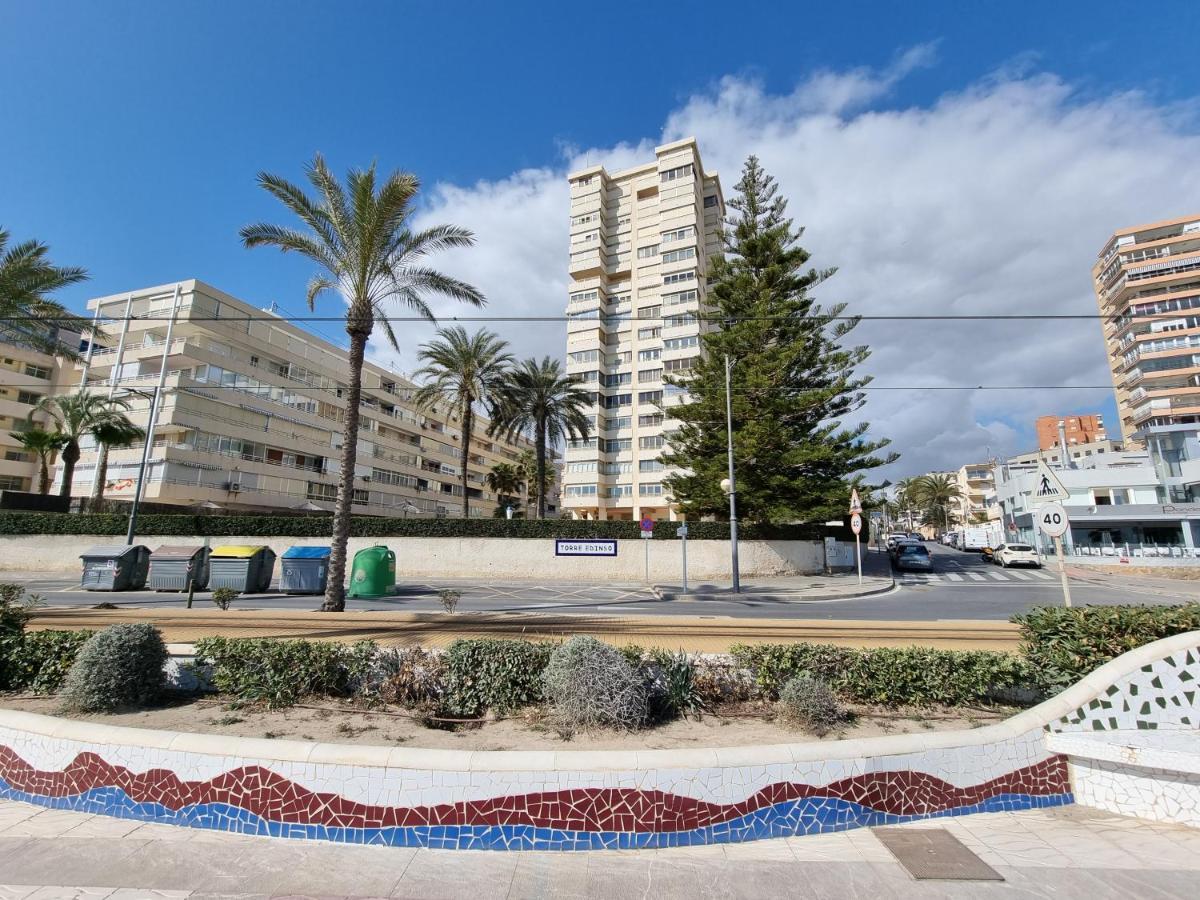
872;827;1004;881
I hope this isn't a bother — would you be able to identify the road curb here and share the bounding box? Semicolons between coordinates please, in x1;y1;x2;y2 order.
651;576;897;604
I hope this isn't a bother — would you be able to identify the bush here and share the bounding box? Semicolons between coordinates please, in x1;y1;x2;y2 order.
777;675;844;735
442;639;554;716
0;512;852;542
1013;604;1200;693
194;637;376;708
361;647;446;708
7;630;92;694
60;624;167;712
211;588;239;610
542;636;647;734
731;642;1033;706
0;583;34;688
647;650;707;721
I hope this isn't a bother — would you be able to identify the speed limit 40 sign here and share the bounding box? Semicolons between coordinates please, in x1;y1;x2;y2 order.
1037;502;1069;538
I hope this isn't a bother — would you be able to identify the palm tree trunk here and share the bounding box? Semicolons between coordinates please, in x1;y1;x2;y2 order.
460;401;473;519
535;421;547;520
58;442;79;498
323;331;368;613
91;443;110;506
37;454;51;495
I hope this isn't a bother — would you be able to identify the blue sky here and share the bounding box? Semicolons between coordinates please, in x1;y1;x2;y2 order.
2;0;1199;475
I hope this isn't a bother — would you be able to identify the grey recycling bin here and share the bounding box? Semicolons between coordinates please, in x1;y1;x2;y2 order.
207;545;276;593
79;544;151;591
279;545;332;594
147;545;211;592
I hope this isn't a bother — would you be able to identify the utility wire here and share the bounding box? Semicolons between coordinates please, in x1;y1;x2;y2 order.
0;312;1144;323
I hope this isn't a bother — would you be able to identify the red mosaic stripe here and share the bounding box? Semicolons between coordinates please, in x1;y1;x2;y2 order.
0;744;1068;833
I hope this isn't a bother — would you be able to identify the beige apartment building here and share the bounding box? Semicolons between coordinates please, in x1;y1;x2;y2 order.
1095;213;1200;500
561;138;724;521
0;341;77;493
58;280;553;517
954;462;1000;525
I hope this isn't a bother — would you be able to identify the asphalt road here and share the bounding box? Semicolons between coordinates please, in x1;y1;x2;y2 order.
7;543;1194;621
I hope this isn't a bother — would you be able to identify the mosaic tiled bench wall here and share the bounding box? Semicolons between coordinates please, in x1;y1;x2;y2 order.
6;633;1196;852
1045;638;1200;828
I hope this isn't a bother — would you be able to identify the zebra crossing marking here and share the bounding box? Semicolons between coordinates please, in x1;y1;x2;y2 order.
946;573;964;582
986;572;1008;581
967;573;987;581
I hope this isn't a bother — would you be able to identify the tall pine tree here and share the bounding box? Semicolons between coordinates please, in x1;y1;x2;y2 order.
662;156;896;523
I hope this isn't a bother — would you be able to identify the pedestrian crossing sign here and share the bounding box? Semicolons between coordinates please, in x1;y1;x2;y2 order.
1033;460;1070;502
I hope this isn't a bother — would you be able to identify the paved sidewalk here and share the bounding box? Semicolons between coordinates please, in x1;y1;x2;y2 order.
654;552;895;602
0;800;1196;898
1065;565;1200;601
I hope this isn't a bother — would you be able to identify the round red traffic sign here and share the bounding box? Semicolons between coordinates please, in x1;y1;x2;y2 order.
640;516;654;531
850;513;862;535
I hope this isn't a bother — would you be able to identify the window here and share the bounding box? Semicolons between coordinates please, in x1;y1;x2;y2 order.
639;414;664;427
661;247;696;264
568;349;600;364
572;230;600;245
637;244;659;259
565;484;598;497
703;195;718;208
638;348;661;362
602;461;632;475
638;305;661;320
4;451;29;462
604;393;632;409
571;212;599;226
0;475;25;491
638;390;663;404
664;356;698;372
663;270;696;286
571;370;599;383
663;290;698;307
574;176;594;187
23;364;50;380
664;313;697;328
639;483;664;496
603;438;632;453
16;390;42;405
569;289;600;304
606;352;632;366
307;482;337;501
602;372;631;387
567;438;598;450
638;368;662;382
663;335;699;351
607;484;633;498
638;326;661;340
661;226;694;244
605;416;631;430
660;163;693;182
639;435;664;450
567;461;597;473
639;460;664;472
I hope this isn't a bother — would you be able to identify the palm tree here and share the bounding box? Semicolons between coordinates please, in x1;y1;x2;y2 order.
491;357;591;519
34;391;135;498
10;428;66;494
485;462;521;516
241;154;484;611
90;419;147;504
514;448;538;517
908;473;963;532
0;227;90;356
413;328;512;519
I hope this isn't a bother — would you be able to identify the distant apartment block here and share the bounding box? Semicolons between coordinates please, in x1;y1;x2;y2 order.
1094;213;1200;500
60;280;553;517
561;138;724;521
1035;414;1106;451
954;462;1000;524
0;341;77;493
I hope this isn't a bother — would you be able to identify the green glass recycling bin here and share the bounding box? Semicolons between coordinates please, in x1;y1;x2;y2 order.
346;545;396;598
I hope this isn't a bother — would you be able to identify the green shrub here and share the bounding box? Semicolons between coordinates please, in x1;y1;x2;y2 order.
731;642;1033;706
194;637;376;708
777;675;844;735
363;647;446;708
0;512;852;542
542;636;647;734
59;624;168;712
647;650;706;721
442;639;554;716
211;588;239;610
1013;604;1200;693
7;630;92;694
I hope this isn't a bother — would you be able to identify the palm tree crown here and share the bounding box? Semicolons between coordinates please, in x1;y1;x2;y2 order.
10;428;66;495
413;327;512;519
34;391;136;498
906;473;963;531
0;227;90;356
90;419;147;504
491;357;591;519
485;463;522;516
241;154;484;611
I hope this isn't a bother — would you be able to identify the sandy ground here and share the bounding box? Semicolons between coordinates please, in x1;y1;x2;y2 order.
0;694;1013;750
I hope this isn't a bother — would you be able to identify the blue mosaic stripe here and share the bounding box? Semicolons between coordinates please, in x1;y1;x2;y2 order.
0;778;1072;851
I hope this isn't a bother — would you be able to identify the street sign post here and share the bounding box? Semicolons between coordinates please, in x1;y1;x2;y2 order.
848;495;863;586
640;516;654;583
678;523;688;594
1033;460;1070;502
1037;501;1072;608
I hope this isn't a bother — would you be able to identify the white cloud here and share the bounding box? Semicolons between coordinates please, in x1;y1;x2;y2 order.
378;55;1200;481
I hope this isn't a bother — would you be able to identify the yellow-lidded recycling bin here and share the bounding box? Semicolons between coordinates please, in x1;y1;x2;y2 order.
207;545;276;593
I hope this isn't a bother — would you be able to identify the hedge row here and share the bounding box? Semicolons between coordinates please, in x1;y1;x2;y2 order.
0;512;857;542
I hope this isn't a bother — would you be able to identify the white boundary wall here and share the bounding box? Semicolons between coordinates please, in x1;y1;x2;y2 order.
0;534;829;580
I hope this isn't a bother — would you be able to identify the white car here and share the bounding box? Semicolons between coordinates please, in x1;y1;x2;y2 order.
994;543;1041;568
886;533;909;549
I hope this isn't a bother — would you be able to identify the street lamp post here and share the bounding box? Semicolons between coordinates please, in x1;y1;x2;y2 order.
723;353;741;594
124;386;160;545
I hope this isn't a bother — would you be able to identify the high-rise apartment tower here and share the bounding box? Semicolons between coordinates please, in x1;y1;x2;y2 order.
561;138;723;521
